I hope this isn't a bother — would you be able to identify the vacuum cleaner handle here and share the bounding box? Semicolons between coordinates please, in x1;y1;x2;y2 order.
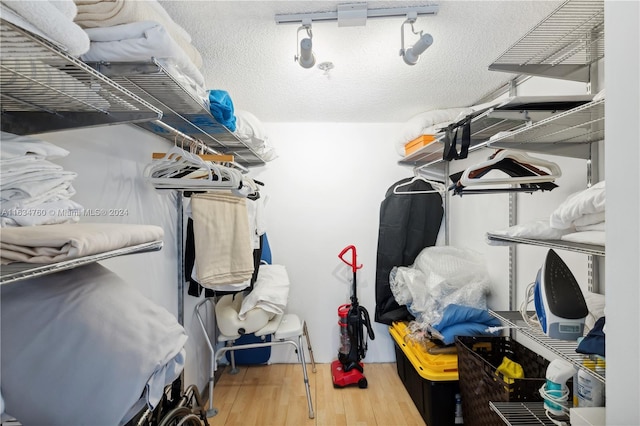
338;245;362;273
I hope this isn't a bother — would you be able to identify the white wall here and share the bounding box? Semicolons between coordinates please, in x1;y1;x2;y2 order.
249;122;412;363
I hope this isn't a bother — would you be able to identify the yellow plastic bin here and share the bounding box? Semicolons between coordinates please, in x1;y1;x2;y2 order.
389;321;460;425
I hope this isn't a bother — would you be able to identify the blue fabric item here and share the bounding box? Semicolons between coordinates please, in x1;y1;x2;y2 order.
261;233;272;265
207;90;236;131
576;316;605;357
433;304;502;345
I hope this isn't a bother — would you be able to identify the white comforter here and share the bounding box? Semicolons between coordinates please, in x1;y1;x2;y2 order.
0;263;187;425
0;222;164;264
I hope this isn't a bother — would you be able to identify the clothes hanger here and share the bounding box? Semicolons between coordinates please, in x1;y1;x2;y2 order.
448;150;560;196
458;149;561;187
393;173;447;195
145;146;245;191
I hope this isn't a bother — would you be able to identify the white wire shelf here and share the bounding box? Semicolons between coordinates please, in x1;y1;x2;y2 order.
399;108;531;167
489;0;604;82
0;19;162;134
486;233;605;257
488;98;604;159
490;401;568;426
0;240;163;285
88;61;266;167
399;95;595;172
490;311;605;384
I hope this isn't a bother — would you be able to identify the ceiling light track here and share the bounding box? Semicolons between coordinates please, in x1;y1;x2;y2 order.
284;3;438;68
275;4;439;26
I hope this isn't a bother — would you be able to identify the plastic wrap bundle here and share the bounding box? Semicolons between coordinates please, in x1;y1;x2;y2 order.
389;246;491;327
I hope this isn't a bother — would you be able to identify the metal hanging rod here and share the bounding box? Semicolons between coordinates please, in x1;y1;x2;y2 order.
275;3;439;25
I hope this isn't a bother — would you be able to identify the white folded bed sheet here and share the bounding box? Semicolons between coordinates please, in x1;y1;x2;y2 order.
0;263;187;426
0;222;164;264
73;0;203;69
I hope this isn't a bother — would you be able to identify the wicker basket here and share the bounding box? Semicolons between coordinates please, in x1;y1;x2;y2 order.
455;336;549;426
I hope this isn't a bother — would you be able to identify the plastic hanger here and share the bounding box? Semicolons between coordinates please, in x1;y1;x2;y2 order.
144;146;244;192
459;150;561;187
393;175;447;195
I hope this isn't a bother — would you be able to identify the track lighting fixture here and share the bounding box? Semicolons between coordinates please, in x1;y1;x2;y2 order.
400;13;433;66
279;4;439;69
295;19;315;69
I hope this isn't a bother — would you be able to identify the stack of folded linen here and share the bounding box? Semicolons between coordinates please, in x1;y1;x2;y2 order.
488;181;605;247
0;132;83;227
73;0;205;95
550;181;605;246
1;0;89;57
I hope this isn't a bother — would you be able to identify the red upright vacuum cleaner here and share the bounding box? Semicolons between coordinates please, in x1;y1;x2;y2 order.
331;245;375;388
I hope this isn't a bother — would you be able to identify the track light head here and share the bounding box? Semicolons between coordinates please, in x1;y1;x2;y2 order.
298;37;316;68
400;15;433;66
403;32;433;65
295;20;316;69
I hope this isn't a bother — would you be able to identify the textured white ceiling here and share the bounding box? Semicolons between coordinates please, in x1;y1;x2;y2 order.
159;0;563;123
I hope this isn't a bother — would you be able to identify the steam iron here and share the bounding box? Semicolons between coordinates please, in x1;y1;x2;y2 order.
533;249;588;340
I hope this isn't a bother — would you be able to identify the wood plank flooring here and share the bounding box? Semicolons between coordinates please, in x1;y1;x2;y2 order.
206;363;426;426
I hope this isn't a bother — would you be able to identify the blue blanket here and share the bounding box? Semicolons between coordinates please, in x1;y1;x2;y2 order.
432;304;501;345
208;89;236;131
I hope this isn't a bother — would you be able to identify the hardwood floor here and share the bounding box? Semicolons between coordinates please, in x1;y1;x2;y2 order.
206;363;426;426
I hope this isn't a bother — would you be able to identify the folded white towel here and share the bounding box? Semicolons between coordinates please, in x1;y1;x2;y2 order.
239;264;290;320
550;181;605;229
0;223;164;264
2;0;89;56
191;192;254;287
1;174;76;202
1;184;77;211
